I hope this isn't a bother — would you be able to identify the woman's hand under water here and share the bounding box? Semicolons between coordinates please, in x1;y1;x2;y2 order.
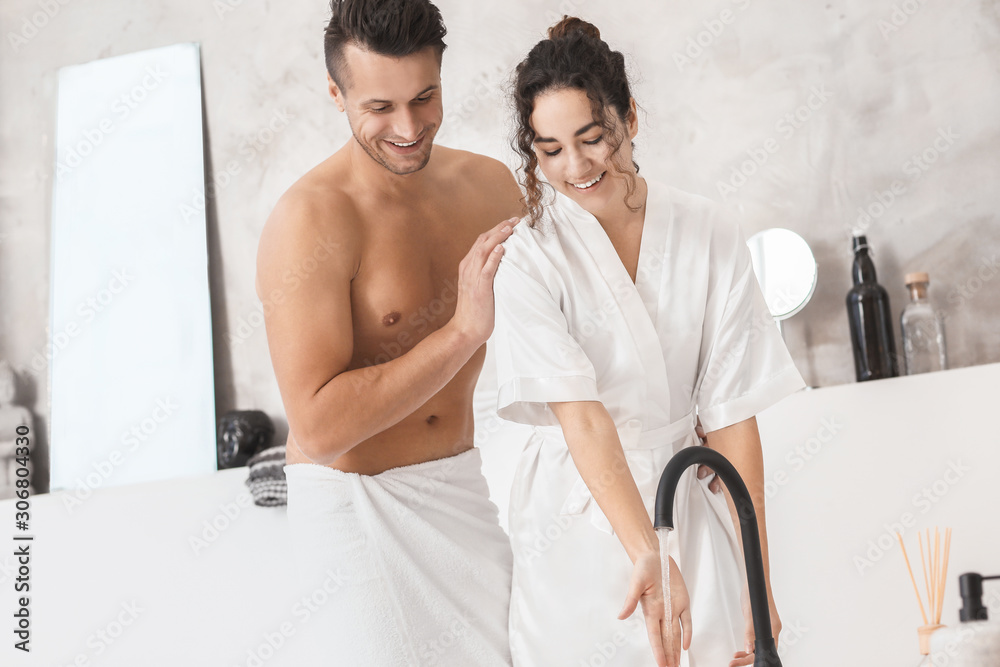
619;551;691;667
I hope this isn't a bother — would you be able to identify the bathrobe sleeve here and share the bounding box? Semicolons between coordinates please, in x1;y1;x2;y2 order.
694;216;806;433
491;238;600;428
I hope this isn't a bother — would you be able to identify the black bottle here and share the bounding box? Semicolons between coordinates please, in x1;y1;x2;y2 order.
846;234;899;381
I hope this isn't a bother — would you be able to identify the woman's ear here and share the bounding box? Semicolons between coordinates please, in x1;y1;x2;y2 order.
626;98;639;140
328;73;346;113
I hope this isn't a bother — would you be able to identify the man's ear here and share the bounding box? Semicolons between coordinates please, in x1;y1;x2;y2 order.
328;73;346;113
626;98;639;141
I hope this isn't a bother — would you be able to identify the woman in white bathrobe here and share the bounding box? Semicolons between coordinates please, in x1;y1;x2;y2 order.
492;17;806;667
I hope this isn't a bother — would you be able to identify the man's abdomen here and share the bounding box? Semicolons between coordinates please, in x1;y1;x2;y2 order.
330;404;476;474
284;376;478;474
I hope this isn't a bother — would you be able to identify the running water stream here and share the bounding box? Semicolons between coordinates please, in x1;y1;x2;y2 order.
656;527;675;656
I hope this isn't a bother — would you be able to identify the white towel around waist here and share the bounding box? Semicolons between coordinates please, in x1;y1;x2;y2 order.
283;447;513;667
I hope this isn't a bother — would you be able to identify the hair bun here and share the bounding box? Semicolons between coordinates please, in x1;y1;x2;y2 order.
547;16;601;41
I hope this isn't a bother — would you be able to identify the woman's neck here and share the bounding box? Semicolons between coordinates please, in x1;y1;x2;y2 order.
593;176;648;232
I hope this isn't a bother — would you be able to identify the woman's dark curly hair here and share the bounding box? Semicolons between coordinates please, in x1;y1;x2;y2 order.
512;16;640;226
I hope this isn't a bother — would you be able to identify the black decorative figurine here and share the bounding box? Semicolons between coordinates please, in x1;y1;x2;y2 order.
217;410;274;469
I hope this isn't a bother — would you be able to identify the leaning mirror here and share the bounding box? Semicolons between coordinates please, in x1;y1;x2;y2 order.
49;43;217;492
747;228;818;330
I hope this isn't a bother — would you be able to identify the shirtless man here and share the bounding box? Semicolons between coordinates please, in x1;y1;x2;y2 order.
255;0;522;664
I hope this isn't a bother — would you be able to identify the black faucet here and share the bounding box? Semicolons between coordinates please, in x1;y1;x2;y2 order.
654;446;782;667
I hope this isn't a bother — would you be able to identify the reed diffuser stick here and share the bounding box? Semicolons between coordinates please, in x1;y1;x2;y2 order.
927;526;941;623
919;535;932;616
896;532;928;624
926;530;935;618
936;528;952;624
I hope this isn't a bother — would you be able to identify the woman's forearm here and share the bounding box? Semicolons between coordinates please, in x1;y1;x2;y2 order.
549;400;657;563
704;416;772;583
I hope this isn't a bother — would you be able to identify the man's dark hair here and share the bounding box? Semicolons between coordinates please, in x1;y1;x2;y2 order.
324;0;448;90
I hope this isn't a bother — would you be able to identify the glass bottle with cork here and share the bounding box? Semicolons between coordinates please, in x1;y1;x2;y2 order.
900;272;948;375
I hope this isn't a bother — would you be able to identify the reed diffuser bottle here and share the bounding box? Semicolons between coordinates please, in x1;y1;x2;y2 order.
898;528;952;666
900;272;948;375
846;233;899;381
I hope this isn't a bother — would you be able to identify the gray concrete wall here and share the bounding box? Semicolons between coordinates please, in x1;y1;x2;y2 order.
2;0;998;489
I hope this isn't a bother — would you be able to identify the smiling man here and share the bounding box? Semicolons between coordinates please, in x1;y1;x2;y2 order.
255;0;523;664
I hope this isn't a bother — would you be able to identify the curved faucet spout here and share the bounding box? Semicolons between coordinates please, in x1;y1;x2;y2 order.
654;446;782;667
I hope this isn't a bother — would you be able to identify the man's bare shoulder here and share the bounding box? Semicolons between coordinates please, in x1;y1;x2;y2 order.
432;146;525;227
255;170;361;301
435;146;516;185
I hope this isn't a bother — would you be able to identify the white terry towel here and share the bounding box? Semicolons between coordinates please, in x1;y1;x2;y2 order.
284;447;513;667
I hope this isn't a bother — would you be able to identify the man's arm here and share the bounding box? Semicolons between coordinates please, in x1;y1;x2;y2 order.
256;193;516;465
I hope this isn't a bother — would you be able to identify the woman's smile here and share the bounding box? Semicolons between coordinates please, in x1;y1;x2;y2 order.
569;171;606;192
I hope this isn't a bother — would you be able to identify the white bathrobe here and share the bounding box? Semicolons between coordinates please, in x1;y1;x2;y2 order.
491;180;805;666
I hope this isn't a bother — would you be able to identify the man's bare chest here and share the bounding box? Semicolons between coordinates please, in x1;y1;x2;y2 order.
348;211;478;366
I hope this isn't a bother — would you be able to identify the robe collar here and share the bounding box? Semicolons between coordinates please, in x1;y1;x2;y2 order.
551;180;673;419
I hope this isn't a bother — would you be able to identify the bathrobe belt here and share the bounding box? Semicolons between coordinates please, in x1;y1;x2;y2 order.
536;411;697;535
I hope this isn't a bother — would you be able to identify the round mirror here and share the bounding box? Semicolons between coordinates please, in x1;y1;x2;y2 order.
747;228;818;321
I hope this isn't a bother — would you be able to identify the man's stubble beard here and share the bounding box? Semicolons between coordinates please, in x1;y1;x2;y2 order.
351;125;436;176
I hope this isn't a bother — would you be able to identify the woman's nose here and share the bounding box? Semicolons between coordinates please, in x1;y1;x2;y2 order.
567;149;592;178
